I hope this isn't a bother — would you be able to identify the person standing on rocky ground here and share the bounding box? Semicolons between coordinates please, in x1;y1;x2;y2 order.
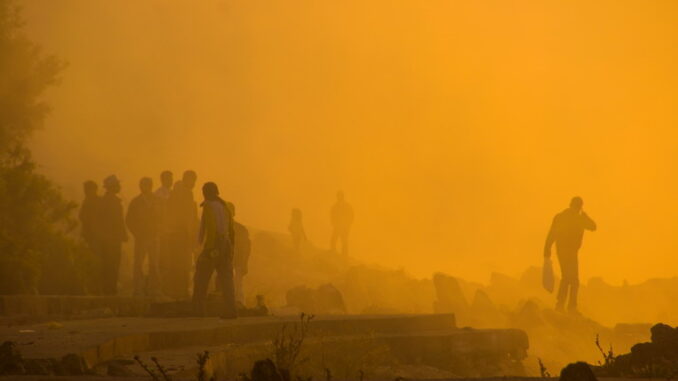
79;180;103;294
126;177;160;296
154;170;173;295
330;191;353;256
164;170;199;299
99;175;128;295
193;182;237;318
226;202;251;306
288;208;306;254
544;196;597;313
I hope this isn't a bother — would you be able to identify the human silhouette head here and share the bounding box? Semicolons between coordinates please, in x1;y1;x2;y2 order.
103;175;121;194
337;191;345;202
291;208;302;220
160;170;173;188
183;170;197;189
139;177;153;195
83;180;98;197
570;196;584;212
202;182;219;201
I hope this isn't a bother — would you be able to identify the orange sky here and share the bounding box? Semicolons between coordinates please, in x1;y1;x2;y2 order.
22;0;678;283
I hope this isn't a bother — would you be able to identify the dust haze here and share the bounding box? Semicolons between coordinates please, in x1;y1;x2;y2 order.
4;1;678;379
22;1;678;283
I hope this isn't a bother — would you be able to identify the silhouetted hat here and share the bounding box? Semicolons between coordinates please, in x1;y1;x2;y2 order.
103;175;120;189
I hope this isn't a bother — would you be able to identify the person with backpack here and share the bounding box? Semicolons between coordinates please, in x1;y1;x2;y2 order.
192;182;237;318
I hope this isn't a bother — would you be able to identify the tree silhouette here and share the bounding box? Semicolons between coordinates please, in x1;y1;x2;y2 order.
0;0;81;294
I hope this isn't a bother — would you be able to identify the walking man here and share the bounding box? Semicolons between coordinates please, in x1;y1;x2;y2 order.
192;182;237;318
330;191;354;256
544;196;597;313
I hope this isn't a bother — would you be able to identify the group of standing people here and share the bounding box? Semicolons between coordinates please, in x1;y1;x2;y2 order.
78;170;250;318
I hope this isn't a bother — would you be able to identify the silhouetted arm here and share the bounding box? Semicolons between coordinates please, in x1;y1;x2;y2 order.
198;207;207;246
544;216;557;258
228;214;235;252
582;212;597;231
125;199;136;237
118;202;128;242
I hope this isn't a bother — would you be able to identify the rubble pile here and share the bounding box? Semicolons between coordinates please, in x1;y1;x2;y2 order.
596;323;678;378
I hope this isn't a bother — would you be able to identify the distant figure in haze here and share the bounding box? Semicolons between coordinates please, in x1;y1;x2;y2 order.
79;181;102;251
544;196;597;313
164;170;199;299
154;170;173;295
288;208;307;253
193;182;237;318
126;177;160;296
226;202;251;306
330;191;353;256
154;170;173;201
99;175;128;295
79;180;103;294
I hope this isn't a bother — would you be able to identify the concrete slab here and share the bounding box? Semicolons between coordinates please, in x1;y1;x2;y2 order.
0;295;151;318
1;314;457;366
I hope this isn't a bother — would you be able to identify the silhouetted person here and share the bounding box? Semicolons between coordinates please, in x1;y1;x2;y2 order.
193;182;237;318
330;191;353;256
126;177;160;296
99;175;128;295
164;170;199;299
288;208;306;253
79;180;102;251
544;196;597;313
226;202;251;306
155;170;173;296
79;180;103;294
154;170;173;201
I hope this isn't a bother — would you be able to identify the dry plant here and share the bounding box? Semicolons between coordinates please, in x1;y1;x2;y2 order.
134;355;171;381
196;351;215;381
273;313;315;381
538;358;550;379
595;334;616;366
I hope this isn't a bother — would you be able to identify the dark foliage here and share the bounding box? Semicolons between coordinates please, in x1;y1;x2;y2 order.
0;0;89;295
594;323;678;378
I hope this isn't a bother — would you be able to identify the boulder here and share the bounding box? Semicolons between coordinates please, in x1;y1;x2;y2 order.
251;358;283;381
560;362;597;381
432;273;468;314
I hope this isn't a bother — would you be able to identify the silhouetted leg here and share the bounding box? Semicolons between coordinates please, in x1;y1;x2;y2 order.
132;237;145;296
179;230;192;299
146;237;161;296
192;253;214;316
568;253;580;312
557;249;578;312
157;233;171;296
340;231;349;256
330;229;338;252
101;242;121;295
556;278;568;311
100;243;111;295
216;252;237;319
234;268;244;304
